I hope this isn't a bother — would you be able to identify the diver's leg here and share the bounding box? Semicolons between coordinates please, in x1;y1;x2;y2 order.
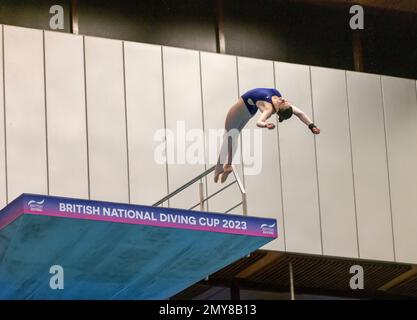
214;99;247;182
219;101;253;183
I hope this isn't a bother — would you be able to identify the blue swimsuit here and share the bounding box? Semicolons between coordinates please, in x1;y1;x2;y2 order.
241;88;282;115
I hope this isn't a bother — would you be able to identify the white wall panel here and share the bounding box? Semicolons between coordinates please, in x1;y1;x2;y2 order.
0;26;6;208
347;71;394;261
274;62;321;255
311;67;358;258
162;46;205;209
44;31;88;199
124;42;168;206
200;52;243;214
4;25;47;201
237;57;284;251
84;36;128;202
382;76;417;264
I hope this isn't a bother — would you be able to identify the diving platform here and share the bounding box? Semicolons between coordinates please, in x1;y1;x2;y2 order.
0;193;277;299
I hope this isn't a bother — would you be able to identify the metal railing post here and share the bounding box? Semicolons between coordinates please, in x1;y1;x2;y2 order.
289;262;295;300
242;193;248;216
198;179;205;211
152;166;216;207
231;165;248;216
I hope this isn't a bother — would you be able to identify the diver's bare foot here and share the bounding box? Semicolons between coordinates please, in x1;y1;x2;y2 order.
220;165;233;183
214;165;224;183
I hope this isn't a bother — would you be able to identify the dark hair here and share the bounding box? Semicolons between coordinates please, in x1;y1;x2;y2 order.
278;106;293;122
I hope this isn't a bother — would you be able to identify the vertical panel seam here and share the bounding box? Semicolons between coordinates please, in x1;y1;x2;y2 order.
415;80;417;109
42;31;50;196
82;36;91;200
122;41;131;204
2;25;8;204
379;75;397;262
198;51;209;211
273;61;287;251
309;66;324;255
235;55;245;214
160;46;170;207
344;71;361;258
235;56;246;189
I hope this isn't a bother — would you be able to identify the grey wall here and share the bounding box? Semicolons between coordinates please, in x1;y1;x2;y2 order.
124;41;168;206
311;67;357;259
1;24;417;264
381;76;417;264
84;36;129;203
3;25;48;202
346;71;394;261
44;31;88;199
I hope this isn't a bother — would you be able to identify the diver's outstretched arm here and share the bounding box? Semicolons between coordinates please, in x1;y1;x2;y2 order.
292;105;321;134
292;105;313;126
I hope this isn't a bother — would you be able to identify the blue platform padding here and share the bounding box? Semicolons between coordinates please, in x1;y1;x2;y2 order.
0;194;277;299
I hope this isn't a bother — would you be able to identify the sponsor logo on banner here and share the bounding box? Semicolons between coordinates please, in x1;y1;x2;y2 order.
28;200;45;212
260;222;276;235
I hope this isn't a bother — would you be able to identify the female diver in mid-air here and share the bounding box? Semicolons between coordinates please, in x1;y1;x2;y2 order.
214;88;321;183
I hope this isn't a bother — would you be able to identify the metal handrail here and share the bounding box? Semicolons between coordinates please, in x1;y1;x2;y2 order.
152;166;216;207
224;202;243;214
152;164;247;215
231;166;246;196
189;180;236;210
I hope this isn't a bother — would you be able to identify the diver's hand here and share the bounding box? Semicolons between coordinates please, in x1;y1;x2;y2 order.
309;123;320;134
312;127;320;134
266;123;276;130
